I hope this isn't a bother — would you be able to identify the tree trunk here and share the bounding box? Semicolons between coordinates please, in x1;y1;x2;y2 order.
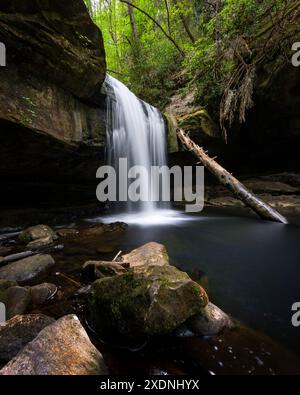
180;14;196;44
164;0;172;35
171;0;196;44
177;129;288;224
127;1;138;41
120;0;185;57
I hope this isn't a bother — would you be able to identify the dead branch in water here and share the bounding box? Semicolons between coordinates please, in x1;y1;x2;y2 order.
177;128;288;224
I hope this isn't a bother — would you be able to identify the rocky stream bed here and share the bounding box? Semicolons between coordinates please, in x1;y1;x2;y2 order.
0;216;300;375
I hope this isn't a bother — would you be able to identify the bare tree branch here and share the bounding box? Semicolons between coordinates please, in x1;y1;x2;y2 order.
120;0;185;57
164;0;171;35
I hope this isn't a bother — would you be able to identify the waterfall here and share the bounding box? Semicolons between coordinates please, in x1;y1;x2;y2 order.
105;75;169;213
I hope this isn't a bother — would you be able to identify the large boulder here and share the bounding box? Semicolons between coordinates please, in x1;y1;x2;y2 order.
0;315;108;375
0;283;57;319
122;242;170;268
0;286;31;319
0;314;55;362
89;263;208;338
0;254;55;284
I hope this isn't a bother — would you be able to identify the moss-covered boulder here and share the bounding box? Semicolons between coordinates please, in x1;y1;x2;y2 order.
178;109;219;139
19;225;56;244
89;263;208;338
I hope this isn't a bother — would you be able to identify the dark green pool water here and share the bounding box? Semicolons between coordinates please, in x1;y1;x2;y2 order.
90;207;300;355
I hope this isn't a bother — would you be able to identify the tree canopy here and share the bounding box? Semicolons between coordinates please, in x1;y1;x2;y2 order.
85;0;300;135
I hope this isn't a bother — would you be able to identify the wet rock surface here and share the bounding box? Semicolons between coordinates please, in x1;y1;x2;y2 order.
29;283;57;306
0;279;17;295
187;302;235;337
0;254;55;284
122;242;169;268
0;314;55;363
89;244;208;338
79;223;128;239
0;286;31;319
0;221;299;375
19;225;56;244
0;315;108;375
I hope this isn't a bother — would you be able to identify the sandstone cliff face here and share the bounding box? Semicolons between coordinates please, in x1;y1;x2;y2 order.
0;0;106;102
0;0;107;204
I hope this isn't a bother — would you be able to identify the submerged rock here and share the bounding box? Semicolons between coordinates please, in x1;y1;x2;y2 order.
82;260;126;281
19;225;56;244
29;283;58;306
0;315;108;375
187;302;235;337
0;314;55;362
0;282;57;319
89;263;208;338
0;254;55;284
122;242;169;268
80;222;127;239
26;236;54;250
0;286;31;319
56;228;80;238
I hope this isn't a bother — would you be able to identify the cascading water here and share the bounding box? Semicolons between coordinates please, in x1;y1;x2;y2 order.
105;74;169;215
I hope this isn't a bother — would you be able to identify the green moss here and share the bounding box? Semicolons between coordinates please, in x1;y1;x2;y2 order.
178;109;219;138
18;232;32;243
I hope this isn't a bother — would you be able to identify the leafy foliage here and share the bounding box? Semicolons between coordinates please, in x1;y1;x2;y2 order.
85;0;300;133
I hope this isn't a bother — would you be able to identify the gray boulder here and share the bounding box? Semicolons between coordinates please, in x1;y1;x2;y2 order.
0;286;31;319
0;279;17;295
187;302;235;336
122;242;170;268
0;315;108;375
0;254;55;284
0;314;55;362
29;283;57;305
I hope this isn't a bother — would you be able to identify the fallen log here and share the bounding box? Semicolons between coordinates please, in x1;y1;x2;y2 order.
0;250;36;266
177;128;288;224
0;231;21;241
